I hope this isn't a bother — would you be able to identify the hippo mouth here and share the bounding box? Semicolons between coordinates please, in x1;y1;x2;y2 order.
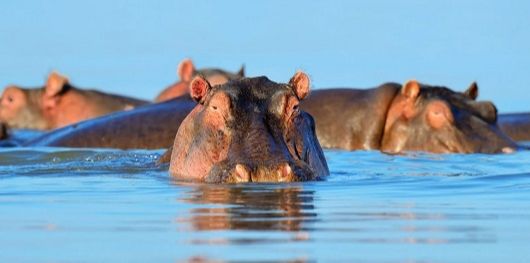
205;160;316;184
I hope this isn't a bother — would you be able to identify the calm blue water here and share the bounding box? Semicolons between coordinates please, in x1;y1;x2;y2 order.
1;147;530;262
2;1;530;262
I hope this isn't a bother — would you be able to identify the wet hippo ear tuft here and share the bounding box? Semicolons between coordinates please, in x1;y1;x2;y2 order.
45;71;69;97
426;101;453;129
289;71;310;100
464;81;479;100
177;58;195;82
190;76;211;104
402;80;420;100
237;64;245;77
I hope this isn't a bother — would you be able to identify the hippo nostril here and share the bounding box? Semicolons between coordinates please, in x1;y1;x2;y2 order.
278;163;293;182
235;164;251;183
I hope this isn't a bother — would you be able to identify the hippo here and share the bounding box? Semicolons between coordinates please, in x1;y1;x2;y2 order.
26;96;196;149
498;113;530;142
0;71;148;130
27;74;516;154
168;72;329;183
26;61;245;148
154;58;245;102
301;81;518;154
0;123;6;140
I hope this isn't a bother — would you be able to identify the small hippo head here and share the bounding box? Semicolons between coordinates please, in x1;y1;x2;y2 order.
154;59;245;102
381;80;517;154
169;72;329;183
0;72;69;130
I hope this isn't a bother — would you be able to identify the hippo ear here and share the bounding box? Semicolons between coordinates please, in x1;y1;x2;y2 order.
45;71;69;97
464;82;479;100
237;65;245;77
402;80;420;100
426;101;453;129
177;58;195;82
189;76;211;104
289;71;310;100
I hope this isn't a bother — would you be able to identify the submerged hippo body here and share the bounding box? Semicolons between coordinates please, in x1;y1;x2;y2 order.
0;71;147;130
155;59;244;102
498;113;530;142
169;72;329;183
302;81;518;154
26;96;195;149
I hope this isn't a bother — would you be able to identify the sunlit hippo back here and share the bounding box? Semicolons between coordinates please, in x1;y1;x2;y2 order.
382;80;517;154
169;72;329;183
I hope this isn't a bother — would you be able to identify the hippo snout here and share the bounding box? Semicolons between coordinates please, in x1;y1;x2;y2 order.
207;161;314;183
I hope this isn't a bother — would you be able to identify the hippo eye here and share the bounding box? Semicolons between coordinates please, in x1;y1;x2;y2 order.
211;105;218;111
293;104;299;111
7;96;13;103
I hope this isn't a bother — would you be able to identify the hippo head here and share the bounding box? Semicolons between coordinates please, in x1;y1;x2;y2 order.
154;59;245;102
381;80;517;154
0;72;69;130
169;72;329;183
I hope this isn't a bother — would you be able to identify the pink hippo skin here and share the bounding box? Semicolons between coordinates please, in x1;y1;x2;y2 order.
154;58;244;102
0;71;147;130
169;72;329;183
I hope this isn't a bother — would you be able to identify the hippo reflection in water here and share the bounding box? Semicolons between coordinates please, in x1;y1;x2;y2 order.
168;72;329;183
177;185;314;231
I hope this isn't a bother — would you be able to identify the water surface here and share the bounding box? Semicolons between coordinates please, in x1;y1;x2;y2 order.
1;148;530;262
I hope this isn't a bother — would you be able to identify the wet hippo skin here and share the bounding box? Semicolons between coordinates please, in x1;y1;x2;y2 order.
27;80;519;154
301;84;400;150
168;72;329;183
498;113;530;141
26;96;196;149
301;81;518;154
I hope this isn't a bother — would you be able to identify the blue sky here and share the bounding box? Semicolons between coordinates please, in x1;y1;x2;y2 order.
1;0;528;111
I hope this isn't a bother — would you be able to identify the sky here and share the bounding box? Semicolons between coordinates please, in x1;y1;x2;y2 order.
0;0;529;112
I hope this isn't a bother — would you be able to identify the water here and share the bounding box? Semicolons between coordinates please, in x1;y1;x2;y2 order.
2;1;530;261
1;147;530;262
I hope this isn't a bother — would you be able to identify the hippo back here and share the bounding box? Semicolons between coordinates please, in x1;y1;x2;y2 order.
301;84;400;150
498;113;530;142
26;97;196;149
